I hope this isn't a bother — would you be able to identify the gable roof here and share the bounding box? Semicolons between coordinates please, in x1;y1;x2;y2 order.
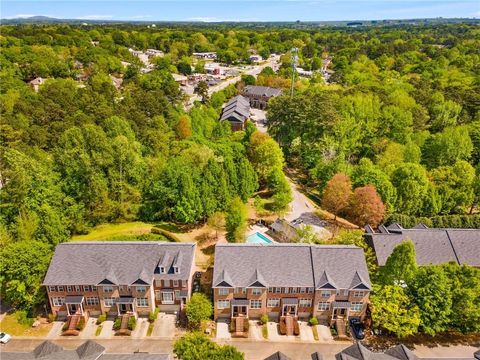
2;341;169;360
264;352;292;360
385;345;419;360
243;85;282;97
43;242;195;286
213;244;370;290
220;95;250;123
367;227;480;267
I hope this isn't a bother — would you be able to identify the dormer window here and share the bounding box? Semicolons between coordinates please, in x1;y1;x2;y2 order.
174;266;179;274
160;267;165;274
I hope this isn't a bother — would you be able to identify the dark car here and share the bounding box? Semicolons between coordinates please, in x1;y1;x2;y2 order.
349;318;365;340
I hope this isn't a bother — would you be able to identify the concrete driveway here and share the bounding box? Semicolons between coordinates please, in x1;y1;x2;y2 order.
299;321;314;342
151;313;176;338
97;320;115;339
79;317;98;339
46;321;64;339
216;320;231;340
131;318;149;339
317;325;334;342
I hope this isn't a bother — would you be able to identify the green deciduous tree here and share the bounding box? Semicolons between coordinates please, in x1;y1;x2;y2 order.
0;241;53;311
378;240;417;286
225;196;247;242
409;266;452;336
185;293;213;329
370;284;421;338
174;332;244;360
390;163;430;216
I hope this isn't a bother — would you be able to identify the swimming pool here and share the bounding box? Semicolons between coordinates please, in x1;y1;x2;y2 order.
246;232;273;244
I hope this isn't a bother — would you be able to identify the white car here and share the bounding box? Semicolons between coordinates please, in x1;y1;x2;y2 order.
0;332;12;344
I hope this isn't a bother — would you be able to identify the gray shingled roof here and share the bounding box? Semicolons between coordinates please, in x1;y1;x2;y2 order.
367;228;480;266
2;341;169;360
220;95;250;123
212;244;370;290
243;85;282;97
43;242;195;286
264;352;292;360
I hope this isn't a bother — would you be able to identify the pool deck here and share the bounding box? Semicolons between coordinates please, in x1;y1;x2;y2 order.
246;225;275;243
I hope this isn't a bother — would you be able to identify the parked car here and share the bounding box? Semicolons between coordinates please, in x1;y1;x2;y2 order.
349;318;365;340
0;332;12;344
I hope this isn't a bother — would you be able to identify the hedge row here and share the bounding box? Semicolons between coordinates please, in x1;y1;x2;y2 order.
385;213;480;229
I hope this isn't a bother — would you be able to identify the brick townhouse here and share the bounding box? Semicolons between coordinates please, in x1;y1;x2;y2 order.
212;244;371;327
43;242;196;319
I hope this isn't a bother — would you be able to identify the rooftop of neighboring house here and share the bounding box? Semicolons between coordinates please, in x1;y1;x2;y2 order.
1;340;170;360
28;77;46;85
212;243;371;290
264;352;292;360
365;223;480;267
172;73;188;82
220;95;250;123
242;85;282;98
43;242;196;286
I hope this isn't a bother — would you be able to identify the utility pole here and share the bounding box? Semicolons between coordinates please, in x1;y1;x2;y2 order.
290;47;298;98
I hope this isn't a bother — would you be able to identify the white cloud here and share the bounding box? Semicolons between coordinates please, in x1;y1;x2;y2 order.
6;14;54;19
128;15;152;19
75;15;114;20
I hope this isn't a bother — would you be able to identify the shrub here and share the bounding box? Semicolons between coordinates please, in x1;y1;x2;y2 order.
48;313;56;323
148;308;159;323
128;316;137;331
97;313;106;325
62;322;69;331
185;293;213;329
309;317;319;326
15;310;34;326
76;316;85;331
260;314;269;325
330;325;337;336
113;317;122;330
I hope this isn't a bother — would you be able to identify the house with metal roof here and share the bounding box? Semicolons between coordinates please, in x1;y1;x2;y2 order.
1;340;170;360
365;224;480;267
212;243;371;336
43;242;196;325
219;95;251;131
241;85;282;109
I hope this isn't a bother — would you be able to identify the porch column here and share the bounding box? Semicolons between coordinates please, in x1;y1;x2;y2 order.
67;304;71;316
80;302;84;315
116;302;120;315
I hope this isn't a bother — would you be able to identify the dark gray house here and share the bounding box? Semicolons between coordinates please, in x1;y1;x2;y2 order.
241;85;282;109
365;224;480;267
219;95;251;131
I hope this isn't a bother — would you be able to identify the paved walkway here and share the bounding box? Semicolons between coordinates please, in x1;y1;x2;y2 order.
317;325;334;342
131;318;149;339
79;317;98;339
215;320;231;340
299;321;315;342
248;321;263;340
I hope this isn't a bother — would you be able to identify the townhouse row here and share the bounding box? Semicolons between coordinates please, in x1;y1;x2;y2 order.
43;242;371;325
212;244;371;323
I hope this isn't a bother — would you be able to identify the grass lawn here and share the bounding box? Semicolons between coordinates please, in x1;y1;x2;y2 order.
0;314;52;337
71;222;154;241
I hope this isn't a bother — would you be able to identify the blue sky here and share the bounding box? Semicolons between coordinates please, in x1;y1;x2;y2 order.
2;1;479;22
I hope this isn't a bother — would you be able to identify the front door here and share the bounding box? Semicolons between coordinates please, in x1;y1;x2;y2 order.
68;304;77;315
333;308;347;319
233;306;247;317
282;305;297;316
119;304;131;314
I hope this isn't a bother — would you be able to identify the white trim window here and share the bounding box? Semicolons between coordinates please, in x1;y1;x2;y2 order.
267;298;280;308
57;286;64;291
136;286;146;293
250;300;262;309
307;288;314;294
275;287;282;294
103;286;113;293
75;285;81;292
299;287;306;294
164;280;171;287
175;290;180;299
234;287;246;294
66;286;73;292
320;290;331;297
52;297;64;306
217;300;230;309
299;299;312;308
268;287;274;293
318;302;330;311
136;298;149;307
103;298;115;307
48;286;57;292
92;286;97;291
86;297;99;306
162;292;174;304
252;288;262;295
352;291;365;298
218;288;229;296
173;280;179;287
350;302;363;312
